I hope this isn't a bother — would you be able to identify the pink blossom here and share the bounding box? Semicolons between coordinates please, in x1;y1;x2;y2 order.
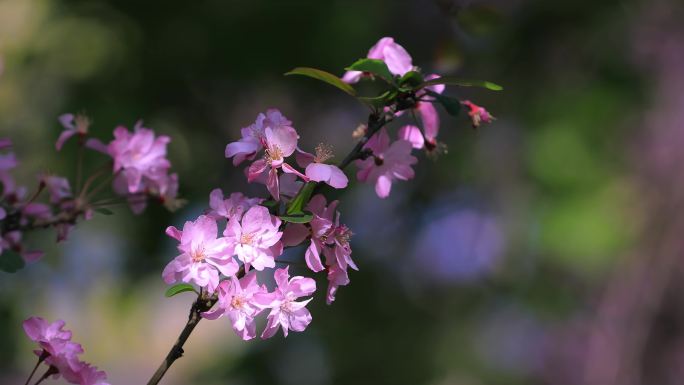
108;122;171;194
342;37;414;83
202;272;267;340
76;364;110;385
225;109;292;166
208;189;262;219
256;267;316;338
462;100;495;128
247;124;306;200
325;262;349;305
296;145;348;189
162;215;238;292
41;175;72;204
22;317;72;356
56;113;90;151
223;205;283;271
354;128;417;198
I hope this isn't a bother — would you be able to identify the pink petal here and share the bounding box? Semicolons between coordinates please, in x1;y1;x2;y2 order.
55;130;77;151
398;125;425;149
375;174;392;198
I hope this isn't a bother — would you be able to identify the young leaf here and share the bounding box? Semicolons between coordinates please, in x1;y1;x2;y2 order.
425;90;462;116
279;212;314;224
357;90;396;108
285;67;356;96
165;283;198;298
345;59;396;85
95;208;114;215
0;250;25;273
399;71;424;89
286;181;316;215
420;77;503;91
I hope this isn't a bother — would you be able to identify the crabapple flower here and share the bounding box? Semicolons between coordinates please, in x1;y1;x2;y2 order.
342;37;414;83
247;124;305;200
108;121;171;194
202;272;267;340
56;113;90;151
22;317;72;356
225;109;292;166
296;144;348;189
223;205;283;271
41;174;72;204
256;267;316;338
354;128;417;198
208;189;262;219
462;100;495;128
325;261;350;305
22;317;110;385
162;215;238;293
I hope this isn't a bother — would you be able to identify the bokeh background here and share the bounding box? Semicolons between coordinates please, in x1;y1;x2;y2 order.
2;0;684;384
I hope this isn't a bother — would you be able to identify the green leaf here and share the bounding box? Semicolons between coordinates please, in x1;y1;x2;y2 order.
286;181;316;215
420;77;503;91
94;208;114;215
285;67;356;96
398;71;424;89
357;90;397;108
345;58;395;85
279;212;314;223
425;90;462;116
0;250;25;273
165;283;198;298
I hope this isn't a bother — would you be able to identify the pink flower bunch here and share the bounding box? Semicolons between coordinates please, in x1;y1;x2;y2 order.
103;121;180;213
225;109;348;200
282;194;358;304
22;317;109;385
342;37;414;83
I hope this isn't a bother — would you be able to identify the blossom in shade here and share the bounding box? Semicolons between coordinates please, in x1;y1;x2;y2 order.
108;122;171;194
223;205;283;271
256;267;316;338
22;317;111;385
56;113;90;151
208;189;262;219
342;37;414;83
462;100;495;128
246;123;306;200
296;144;348;189
225;109;292;166
202;272;267;340
162;215;238;293
325;259;350;305
354;128;417;198
41;174;72;204
22;317;72;356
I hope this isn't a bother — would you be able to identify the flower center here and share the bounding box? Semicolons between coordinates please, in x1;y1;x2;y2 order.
231;295;245;310
264;145;283;164
374;155;384;166
336;225;353;244
240;233;255;245
191;246;206;262
314;143;334;163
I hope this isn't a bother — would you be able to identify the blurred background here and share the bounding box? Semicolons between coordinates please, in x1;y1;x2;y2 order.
2;0;684;384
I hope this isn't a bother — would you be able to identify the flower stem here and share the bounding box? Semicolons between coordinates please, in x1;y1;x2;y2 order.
146;289;218;385
23;351;48;385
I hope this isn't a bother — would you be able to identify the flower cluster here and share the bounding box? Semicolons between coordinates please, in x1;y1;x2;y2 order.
162;188;323;339
0;115;181;269
22;317;109;385
226;109;348;200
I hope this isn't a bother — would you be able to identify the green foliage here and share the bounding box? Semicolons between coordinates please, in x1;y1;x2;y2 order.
345;58;396;85
285;67;356;96
0;251;24;273
164;283;198;298
420;77;503;91
286;181;317;216
425;90;461;116
279;212;314;223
